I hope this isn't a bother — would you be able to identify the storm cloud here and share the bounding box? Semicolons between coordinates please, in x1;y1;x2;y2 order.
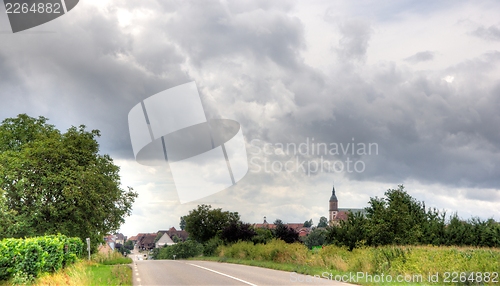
0;0;499;235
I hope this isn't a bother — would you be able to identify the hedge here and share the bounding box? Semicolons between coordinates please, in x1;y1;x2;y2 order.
0;234;84;281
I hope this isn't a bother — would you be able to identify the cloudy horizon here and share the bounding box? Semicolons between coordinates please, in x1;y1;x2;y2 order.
1;0;499;237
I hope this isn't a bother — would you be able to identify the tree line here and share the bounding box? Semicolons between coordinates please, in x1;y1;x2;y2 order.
327;185;500;250
156;185;499;260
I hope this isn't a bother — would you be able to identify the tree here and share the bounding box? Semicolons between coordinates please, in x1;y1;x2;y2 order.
154;232;163;243
180;216;186;230
326;211;368;250
317;216;328;228
184;204;239;243
220;221;256;244
252;228;273;244
272;219;299;243
365;185;426;246
0;188;24;239
0;114;138;248
304;228;326;249
303;219;313;228
123;240;134;251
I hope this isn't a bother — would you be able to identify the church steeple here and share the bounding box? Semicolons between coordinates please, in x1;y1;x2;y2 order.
329;184;338;221
329;185;338;202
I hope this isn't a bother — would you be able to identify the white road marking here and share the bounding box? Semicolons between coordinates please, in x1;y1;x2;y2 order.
188;263;258;286
137;278;141;282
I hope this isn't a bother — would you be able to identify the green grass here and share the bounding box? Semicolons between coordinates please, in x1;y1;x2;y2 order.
87;264;132;286
23;252;133;286
194;240;500;285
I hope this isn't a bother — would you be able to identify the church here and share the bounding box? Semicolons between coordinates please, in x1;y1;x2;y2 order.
329;184;365;223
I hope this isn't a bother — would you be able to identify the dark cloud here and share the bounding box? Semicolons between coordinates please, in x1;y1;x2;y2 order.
160;1;305;70
1;0;499;233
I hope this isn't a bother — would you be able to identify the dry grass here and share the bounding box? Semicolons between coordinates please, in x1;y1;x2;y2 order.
35;261;90;286
214;241;500;285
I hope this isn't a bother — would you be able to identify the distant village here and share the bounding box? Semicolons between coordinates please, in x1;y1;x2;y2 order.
99;185;360;253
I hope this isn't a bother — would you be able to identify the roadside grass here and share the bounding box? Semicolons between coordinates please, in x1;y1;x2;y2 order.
193;240;500;286
23;252;132;286
86;263;132;286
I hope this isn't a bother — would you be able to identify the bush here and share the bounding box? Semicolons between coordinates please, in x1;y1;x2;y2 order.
156;240;203;259
203;237;223;256
218;239;309;264
252;228;273;244
0;235;83;281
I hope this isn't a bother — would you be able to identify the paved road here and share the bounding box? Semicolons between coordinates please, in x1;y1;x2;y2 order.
131;259;355;286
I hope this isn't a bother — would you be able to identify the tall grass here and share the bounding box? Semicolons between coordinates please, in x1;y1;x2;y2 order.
30;252;132;286
215;240;500;284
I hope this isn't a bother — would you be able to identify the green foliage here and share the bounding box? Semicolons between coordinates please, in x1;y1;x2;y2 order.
0;114;138;247
317;216;328;228
180;216;186;231
218;240;309;263
219;222;256;244
92;251;132;265
203;237;223;256
326;211;368;251
304;228;326;249
155;240;203;259
0;234;83;281
252;228;273;245
272;219;299;243
215;242;500;283
123;240;134;251
303;219;313;228
184;204;239;243
325;185;500;249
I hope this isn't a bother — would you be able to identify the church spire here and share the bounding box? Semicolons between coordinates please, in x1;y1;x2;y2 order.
329;184;338;202
329;183;338;219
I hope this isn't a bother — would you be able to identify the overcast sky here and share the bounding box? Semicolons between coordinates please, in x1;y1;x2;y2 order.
1;0;499;237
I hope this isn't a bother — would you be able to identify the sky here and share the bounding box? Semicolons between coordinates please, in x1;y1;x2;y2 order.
1;0;499;237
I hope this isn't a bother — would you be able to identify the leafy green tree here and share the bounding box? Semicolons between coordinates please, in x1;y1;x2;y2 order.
220;221;256;244
184;204;239;243
304;228;326;249
171;234;182;243
154;232;163;243
303;219;313;228
317;216;328;228
123;240;134;251
272;219;299;243
365;185;426;246
252;227;273;244
326;211;368;250
0;188;24;239
0;114;138;249
180;216;186;230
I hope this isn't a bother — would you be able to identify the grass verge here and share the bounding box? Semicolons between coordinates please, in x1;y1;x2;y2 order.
18;252;133;286
192;240;500;286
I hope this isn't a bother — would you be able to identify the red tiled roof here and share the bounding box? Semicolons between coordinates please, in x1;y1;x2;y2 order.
333;211;349;221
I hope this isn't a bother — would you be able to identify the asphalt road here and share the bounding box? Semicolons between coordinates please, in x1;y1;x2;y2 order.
131;259;355;286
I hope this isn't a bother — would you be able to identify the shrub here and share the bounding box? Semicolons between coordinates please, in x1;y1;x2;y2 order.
203;237;223;256
0;235;83;281
157;240;203;259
